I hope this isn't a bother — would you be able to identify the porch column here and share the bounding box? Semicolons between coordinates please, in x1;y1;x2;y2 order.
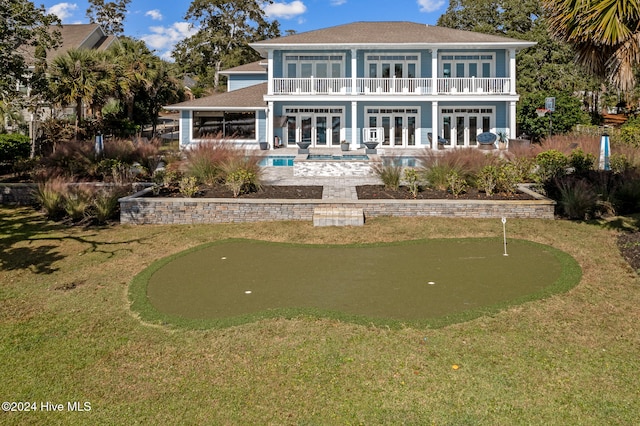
431;100;439;150
351;48;357;94
267;50;274;95
267;101;274;149
509;101;517;140
351;101;358;147
509;48;516;95
431;48;438;95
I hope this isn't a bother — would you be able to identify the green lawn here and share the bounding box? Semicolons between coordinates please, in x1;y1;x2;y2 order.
1;207;638;424
135;238;579;329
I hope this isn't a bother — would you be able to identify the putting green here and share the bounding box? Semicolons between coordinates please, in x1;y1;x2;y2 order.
130;239;581;329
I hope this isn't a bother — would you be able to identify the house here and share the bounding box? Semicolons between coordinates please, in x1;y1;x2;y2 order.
15;24;118;131
168;22;535;151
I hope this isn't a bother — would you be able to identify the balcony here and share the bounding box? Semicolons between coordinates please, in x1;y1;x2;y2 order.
271;77;512;96
436;77;511;94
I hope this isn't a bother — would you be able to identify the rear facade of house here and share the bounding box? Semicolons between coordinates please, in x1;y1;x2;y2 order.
169;22;535;151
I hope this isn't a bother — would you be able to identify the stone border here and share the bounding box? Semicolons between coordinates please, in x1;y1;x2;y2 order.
119;184;555;225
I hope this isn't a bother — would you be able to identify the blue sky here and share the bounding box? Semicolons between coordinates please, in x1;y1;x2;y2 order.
36;0;448;60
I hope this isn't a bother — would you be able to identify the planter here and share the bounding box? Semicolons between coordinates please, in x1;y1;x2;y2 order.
297;141;311;154
363;141;378;154
341;143;350;152
259;142;269;150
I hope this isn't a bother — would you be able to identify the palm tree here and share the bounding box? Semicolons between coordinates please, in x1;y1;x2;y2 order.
49;48;102;137
543;0;640;91
108;38;158;121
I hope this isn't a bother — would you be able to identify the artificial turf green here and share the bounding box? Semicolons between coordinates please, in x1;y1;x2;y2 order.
130;238;581;329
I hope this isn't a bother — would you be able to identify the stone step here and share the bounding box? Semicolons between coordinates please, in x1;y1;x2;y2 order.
313;207;364;227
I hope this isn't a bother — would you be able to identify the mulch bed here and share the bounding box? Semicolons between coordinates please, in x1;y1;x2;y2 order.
150;184;324;199
356;185;537;200
617;232;640;273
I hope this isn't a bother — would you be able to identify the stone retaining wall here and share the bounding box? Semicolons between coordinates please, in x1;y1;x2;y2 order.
0;183;36;205
119;185;555;225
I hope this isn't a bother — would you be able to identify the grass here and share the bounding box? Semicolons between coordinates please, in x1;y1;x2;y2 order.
1;206;639;424
131;238;580;329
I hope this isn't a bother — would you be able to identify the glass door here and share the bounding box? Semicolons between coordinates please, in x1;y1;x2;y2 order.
301;116;312;144
315;116;327;146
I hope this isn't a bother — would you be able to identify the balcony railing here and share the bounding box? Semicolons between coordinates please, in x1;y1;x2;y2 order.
436;77;511;94
271;77;512;95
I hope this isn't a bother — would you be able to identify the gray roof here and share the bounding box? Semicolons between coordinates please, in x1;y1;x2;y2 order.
167;83;267;110
252;21;535;51
220;61;267;75
20;24;117;66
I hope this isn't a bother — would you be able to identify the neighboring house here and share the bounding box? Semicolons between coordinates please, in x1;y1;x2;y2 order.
168;22;535;150
16;24;118;125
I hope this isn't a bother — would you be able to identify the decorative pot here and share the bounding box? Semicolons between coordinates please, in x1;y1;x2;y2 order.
341;143;350;152
363;141;378;154
297;141;311;154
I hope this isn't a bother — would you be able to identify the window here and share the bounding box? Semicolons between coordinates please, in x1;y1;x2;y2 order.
439;53;494;78
366;53;420;79
192;111;256;139
285;54;344;78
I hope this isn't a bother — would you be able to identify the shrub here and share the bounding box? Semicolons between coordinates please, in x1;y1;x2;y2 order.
612;172;640;215
186;140;236;185
569;148;596;175
403;168;421;198
0;133;30;164
557;178;598;220
496;162;523;195
224;169;256;197
477;165;499;195
609;153;632;174
63;186;94;222
42;140;95;178
179;176;199;197
618;116;640;148
534;149;569;183
103;138;136;163
92;188;124;224
220;152;263;196
446;170;468;197
373;160;402;190
33;178;67;219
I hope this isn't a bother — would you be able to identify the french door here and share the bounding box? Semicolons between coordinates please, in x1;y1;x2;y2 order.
441;108;493;147
367;109;418;147
285;111;342;147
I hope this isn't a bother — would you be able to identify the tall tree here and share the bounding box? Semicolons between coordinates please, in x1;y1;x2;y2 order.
172;0;280;92
108;37;158;121
438;0;540;36
49;48;105;137
543;0;640;91
1;0;60;102
86;0;131;36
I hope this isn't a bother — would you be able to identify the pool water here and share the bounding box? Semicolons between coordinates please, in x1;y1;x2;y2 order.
259;156;295;167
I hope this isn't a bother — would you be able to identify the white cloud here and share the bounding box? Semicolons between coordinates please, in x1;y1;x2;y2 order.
141;22;198;61
264;1;307;19
145;9;163;21
417;0;445;13
331;0;347;5
47;2;79;22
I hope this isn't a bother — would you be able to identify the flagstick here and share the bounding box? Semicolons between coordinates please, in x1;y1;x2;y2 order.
502;217;508;256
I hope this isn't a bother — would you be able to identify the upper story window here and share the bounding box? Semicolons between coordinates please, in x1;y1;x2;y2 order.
366;54;419;79
285;55;344;78
440;53;494;78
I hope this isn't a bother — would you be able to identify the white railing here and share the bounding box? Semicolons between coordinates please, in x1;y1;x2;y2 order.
436;77;511;94
357;78;432;94
273;78;352;94
271;77;511;95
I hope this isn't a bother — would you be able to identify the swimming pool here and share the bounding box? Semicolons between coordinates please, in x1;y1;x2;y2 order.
259;156;295;167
